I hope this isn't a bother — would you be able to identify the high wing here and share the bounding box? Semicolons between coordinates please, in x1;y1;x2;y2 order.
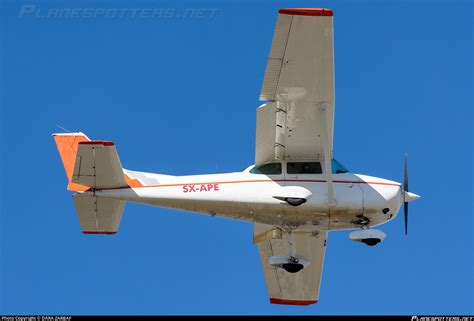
256;8;335;165
254;224;327;305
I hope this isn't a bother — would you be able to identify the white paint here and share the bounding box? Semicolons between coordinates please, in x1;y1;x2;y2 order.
93;169;403;231
57;8;422;305
349;229;387;243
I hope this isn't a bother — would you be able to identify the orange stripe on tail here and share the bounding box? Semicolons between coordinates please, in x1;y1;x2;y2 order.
125;174;144;187
52;132;91;192
53;132;144;190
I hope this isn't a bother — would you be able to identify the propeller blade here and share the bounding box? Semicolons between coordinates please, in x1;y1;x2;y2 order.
404;154;408;235
404;153;409;193
404;201;408;235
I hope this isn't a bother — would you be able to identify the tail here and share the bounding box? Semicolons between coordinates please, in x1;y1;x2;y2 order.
52;132;91;192
52;131;135;234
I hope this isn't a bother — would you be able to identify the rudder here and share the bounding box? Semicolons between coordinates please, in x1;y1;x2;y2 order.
52;132;91;192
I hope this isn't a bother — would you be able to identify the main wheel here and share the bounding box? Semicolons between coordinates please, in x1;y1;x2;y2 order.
282;263;304;273
362;238;381;246
285;198;306;206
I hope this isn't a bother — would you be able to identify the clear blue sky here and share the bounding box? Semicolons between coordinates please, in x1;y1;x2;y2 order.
1;0;472;315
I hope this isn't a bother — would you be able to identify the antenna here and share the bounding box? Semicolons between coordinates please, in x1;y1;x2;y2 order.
56;124;73;133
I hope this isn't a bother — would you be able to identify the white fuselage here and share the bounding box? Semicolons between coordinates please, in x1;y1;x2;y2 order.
93;164;403;231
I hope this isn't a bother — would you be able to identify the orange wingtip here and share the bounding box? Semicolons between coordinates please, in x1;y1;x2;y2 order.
79;140;114;146
83;231;117;235
279;8;333;17
270;298;318;306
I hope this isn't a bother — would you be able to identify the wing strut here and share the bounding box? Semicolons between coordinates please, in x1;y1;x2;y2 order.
319;103;335;207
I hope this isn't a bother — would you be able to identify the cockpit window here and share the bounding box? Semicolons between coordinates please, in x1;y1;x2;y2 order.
332;159;349;174
287;162;322;174
249;163;282;175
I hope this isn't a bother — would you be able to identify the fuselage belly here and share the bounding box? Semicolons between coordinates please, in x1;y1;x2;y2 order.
96;171;402;231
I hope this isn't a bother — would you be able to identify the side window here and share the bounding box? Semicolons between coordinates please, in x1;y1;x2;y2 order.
250;163;282;175
287;162;322;174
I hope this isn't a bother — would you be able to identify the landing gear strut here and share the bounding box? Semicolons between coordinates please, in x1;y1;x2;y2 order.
268;229;309;273
282;231;304;273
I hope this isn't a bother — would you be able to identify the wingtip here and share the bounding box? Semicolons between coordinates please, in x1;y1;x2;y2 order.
279;8;333;17
270;298;318;306
52;131;88;137
79;140;114;146
83;231;117;235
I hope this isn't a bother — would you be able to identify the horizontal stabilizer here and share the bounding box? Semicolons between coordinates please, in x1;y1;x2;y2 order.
72;141;128;189
73;193;125;234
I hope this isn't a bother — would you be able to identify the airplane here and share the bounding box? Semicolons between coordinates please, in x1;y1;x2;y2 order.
52;8;420;306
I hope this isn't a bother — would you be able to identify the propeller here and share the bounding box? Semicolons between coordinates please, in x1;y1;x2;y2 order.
403;154;409;235
402;153;420;236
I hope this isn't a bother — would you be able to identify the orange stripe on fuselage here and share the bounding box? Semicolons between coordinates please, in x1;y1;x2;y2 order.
124;174;144;188
96;179;400;190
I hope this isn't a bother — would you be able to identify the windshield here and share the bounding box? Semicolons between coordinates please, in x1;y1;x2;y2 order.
249;163;282;175
332;159;349;174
